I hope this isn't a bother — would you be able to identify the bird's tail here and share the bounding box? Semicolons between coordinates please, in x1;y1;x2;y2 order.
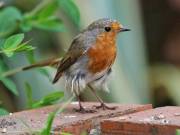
52;72;63;84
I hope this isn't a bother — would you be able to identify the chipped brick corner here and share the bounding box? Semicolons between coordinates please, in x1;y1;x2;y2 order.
101;106;180;135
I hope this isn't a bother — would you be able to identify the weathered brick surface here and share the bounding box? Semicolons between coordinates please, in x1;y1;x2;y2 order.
101;106;180;135
0;102;152;135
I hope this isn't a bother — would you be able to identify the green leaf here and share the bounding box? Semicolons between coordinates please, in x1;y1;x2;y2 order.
0;7;22;37
14;42;35;52
0;77;18;96
15;45;35;52
1;51;13;57
0;60;8;74
2;33;24;50
20;19;32;32
36;2;58;19
0;34;35;57
0;108;9;116
21;1;63;32
57;0;80;26
40;109;58;135
26;51;36;64
38;68;52;81
0;38;5;46
32;17;65;32
32;91;64;108
176;130;180;135
24;82;33;108
20;1;58;32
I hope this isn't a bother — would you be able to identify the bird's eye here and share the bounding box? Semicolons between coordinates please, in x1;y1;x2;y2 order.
104;27;111;32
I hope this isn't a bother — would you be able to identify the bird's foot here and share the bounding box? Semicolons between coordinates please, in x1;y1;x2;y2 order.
74;106;97;113
93;103;117;110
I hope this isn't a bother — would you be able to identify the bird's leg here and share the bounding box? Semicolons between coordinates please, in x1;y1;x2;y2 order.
88;84;116;110
74;94;96;113
77;95;84;111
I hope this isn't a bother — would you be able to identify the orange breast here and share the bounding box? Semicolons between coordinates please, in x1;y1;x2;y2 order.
87;32;117;73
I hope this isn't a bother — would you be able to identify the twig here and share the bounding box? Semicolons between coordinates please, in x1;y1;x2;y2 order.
22;57;61;70
1;57;61;77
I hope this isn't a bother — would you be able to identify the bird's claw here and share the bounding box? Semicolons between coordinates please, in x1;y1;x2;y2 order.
74;107;97;113
93;103;117;110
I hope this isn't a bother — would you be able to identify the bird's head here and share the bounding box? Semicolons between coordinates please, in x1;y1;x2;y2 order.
86;18;130;35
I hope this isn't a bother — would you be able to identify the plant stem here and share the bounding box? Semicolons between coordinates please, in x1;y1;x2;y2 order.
43;96;75;134
1;67;23;77
1;57;61;77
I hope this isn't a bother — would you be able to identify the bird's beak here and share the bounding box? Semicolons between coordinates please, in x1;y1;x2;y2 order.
119;27;131;32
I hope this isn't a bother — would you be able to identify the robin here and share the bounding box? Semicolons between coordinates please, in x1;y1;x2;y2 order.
53;18;130;113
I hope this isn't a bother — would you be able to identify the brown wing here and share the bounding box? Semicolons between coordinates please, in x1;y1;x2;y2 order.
52;34;86;83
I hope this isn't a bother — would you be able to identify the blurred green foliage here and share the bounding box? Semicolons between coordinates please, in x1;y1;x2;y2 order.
0;108;9;115
25;82;64;109
40;109;57;135
21;1;65;32
0;60;18;95
176;130;180;135
32;91;64;108
57;0;80;26
0;1;80;134
40;108;72;135
0;7;22;37
25;51;53;81
0;0;80;114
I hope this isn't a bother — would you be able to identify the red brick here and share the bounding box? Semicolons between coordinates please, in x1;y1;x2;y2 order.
101;106;180;135
0;102;151;135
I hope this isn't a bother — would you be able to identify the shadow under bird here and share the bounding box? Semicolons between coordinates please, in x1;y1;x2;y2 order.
53;18;130;113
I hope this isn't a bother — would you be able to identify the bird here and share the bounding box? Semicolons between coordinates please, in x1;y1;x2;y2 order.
53;18;130;113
